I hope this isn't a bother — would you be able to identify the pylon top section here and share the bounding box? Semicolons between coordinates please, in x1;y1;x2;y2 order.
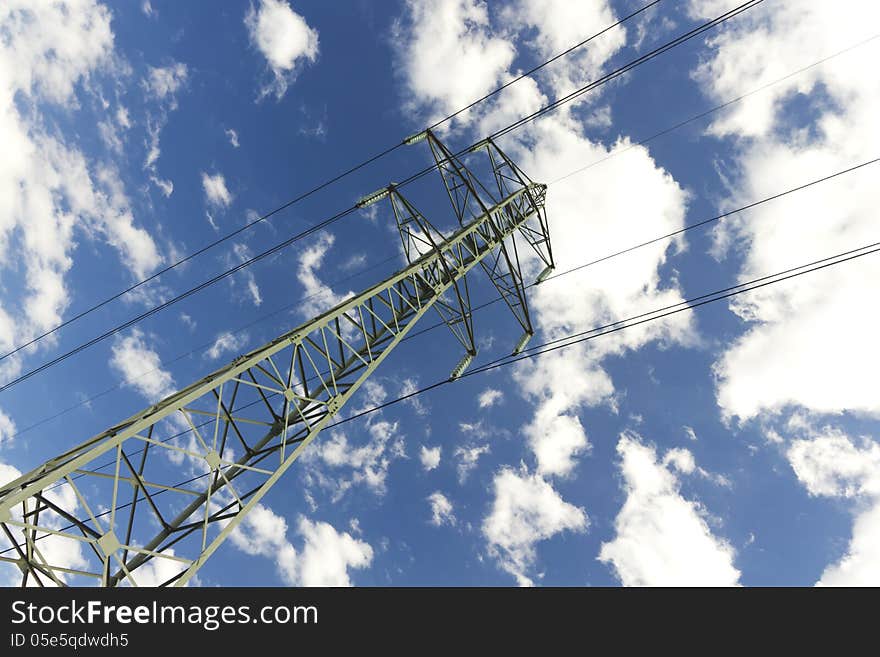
0;131;552;587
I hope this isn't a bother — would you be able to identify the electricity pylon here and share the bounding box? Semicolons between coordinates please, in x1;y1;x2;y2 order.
0;132;553;587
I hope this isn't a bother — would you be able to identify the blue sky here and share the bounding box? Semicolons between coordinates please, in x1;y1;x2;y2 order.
1;0;879;586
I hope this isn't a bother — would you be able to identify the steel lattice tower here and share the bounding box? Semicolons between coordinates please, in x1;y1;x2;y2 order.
0;132;553;587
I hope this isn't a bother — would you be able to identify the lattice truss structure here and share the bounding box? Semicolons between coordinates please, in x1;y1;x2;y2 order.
0;132;553;587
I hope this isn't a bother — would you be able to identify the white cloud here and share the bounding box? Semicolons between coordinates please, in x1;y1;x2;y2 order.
505;120;694;482
205;211;219;231
206;331;246;361
663;446;731;487
478;388;503;408
98;123;121;153
116;106;131;129
142;62;188;196
525;404;590;479
584;104;612;129
420;445;441;471
298;118;327;140
688;0;880;584
225;128;240;148
663;447;696;475
180;313;196;331
483;467;588;586
229;503;298;584
787;431;880;586
0;1;164;366
229;504;289;555
201;171;233;209
245;0;319;100
144;119;175;199
0;461;20;488
453;443;490;483
141;0;155;18
227;243;262;307
124;549;185;587
0;0;113;104
297;517;373;586
144;118;160;168
354;379;388;412
230;504;372;586
428;491;456;526
393;0;696;581
143;63;188;106
817;504;880;586
110;329;174;402
92;164;164;279
498;0;626;98
684;425;698;442
397;0;692;482
788;432;880;499
0;409;16;446
303;420;405;502
458;420;489;440
246;275;262;306
393;0;514;125
598;433;741;586
524;116;690;283
690;1;880;422
360;203;379;223
400;377;429;416
631;7;677;51
715;255;880;420
341;253;367;271
296;233;353;318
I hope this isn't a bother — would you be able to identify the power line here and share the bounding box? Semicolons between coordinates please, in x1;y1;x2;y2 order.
412;155;880;339
0;0;663;365
543;157;880;282
8;235;876;557
492;0;764;140
336;240;880;423
26;151;877;497
392;1;764;194
549;33;880;186
475;243;880;373
1;0;789;494
0;0;760;395
4;252;403;442
9;150;876;445
432;0;664;129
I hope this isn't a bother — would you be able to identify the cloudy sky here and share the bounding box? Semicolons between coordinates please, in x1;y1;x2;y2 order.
1;0;878;586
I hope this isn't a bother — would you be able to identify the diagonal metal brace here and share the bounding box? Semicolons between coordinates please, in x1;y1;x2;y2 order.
389;187;477;358
424;131;536;344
